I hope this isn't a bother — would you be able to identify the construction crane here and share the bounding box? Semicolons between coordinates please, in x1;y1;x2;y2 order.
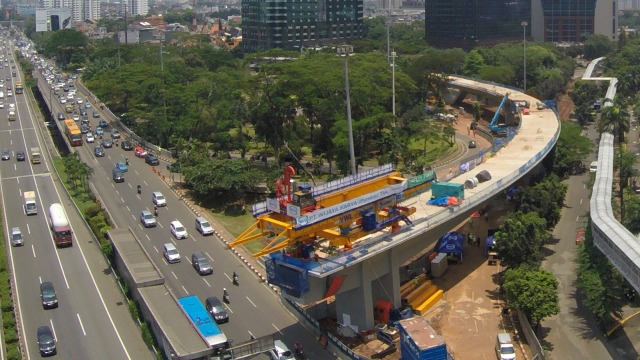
229;165;436;258
488;92;509;135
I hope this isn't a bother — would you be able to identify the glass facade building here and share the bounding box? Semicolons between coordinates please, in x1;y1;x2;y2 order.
242;0;364;52
540;0;596;42
425;0;531;49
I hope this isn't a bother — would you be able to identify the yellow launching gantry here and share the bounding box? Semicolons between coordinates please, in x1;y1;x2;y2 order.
229;164;435;258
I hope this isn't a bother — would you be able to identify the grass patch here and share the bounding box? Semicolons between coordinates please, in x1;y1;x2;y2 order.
209;209;271;255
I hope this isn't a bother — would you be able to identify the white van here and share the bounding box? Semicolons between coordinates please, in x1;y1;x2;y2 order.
495;333;516;360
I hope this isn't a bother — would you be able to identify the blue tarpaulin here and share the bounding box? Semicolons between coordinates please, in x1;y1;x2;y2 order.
485;235;496;256
438;232;464;262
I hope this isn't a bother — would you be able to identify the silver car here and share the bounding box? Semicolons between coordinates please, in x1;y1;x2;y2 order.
11;227;24;246
140;210;157;228
1;148;10;160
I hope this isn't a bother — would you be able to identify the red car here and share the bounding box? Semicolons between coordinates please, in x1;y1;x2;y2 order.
134;146;147;158
576;229;586;244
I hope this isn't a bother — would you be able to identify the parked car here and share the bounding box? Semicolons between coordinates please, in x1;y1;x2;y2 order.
11;227;23;246
40;282;58;309
145;154;159;166
191;251;213;275
170;220;188;239
121;140;133;151
94;145;105;157
140;210;157;228
115;161;128;172
37;326;57;356
16;150;25;161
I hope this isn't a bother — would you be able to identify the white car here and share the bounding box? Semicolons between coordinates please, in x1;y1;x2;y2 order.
0;102;4;109
86;132;95;143
170;220;188;239
270;340;294;360
60;98;66;104
7;90;12;97
77;98;83;104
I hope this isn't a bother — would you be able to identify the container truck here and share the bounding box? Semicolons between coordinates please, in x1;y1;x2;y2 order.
23;191;37;215
49;203;72;247
30;147;41;164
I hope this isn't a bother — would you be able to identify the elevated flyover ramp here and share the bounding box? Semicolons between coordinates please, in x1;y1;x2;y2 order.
289;77;561;330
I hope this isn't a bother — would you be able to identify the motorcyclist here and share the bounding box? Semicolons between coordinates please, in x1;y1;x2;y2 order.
125;157;129;165
137;184;141;194
233;272;238;284
223;288;229;303
154;205;158;217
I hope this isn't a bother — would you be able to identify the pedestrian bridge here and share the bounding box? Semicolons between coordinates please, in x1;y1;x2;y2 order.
586;57;640;295
283;76;561;330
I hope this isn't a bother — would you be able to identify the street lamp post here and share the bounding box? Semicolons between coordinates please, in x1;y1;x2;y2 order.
391;51;396;116
337;45;357;175
521;21;528;93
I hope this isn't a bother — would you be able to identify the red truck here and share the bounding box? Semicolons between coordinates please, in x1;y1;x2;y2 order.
49;203;72;247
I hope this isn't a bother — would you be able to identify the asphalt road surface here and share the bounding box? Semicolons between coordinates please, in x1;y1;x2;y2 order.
38;65;334;358
6;43;152;359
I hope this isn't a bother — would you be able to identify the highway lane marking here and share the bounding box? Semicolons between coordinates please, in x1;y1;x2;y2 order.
77;313;86;336
246;296;257;308
170;238;176;246
126;205;130;212
39;276;42;284
0;127;33;132
26;223;30;234
182;285;189;294
158;222;163;229
191;235;197;242
171;271;177;280
580;198;583;205
120;197;125;203
153;245;158;253
205;251;213;262
31;245;36;258
203;278;211;287
50;319;58;341
224;272;231;282
185;257;192;265
576;216;580;222
272;323;282;334
3;173;51;180
145;234;151;241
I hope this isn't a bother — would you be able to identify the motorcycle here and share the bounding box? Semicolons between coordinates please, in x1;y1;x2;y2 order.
295;347;305;359
223;293;230;304
137;185;142;194
232;273;239;286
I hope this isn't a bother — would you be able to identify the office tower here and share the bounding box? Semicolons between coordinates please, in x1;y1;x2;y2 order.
532;0;616;42
242;0;364;52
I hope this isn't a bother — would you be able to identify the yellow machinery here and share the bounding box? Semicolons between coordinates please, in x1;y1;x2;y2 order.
229;165;434;258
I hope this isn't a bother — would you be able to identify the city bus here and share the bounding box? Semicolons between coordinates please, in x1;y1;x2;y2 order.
15;81;23;94
63;119;82;146
177;296;228;352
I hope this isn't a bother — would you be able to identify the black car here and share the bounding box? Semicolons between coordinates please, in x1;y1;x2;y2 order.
206;297;229;324
121;140;133;151
145;154;160;166
94;145;105;157
57;112;64;120
468;140;477;149
37;326;56;356
16;150;25;161
102;138;113;148
40;281;58;309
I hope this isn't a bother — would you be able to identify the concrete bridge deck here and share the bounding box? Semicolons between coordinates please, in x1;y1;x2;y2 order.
306;77;560;278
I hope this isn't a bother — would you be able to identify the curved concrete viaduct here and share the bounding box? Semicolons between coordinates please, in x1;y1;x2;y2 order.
293;77;561;330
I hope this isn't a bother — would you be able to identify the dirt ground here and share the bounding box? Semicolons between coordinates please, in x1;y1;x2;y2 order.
424;199;532;360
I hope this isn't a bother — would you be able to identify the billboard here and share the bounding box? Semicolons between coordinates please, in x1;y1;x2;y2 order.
50;8;72;31
36;8;72;32
35;9;48;32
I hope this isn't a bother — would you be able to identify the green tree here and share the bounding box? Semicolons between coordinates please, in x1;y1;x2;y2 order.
462;50;485;77
182;158;258;206
495;211;548;267
598;97;629;143
550;122;594;177
584;34;614;60
517;175;567;229
503;266;560;329
43;29;88;68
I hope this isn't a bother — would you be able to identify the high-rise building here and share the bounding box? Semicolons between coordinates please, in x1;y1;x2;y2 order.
532;0;616;42
424;0;616;49
84;0;101;20
242;0;363;52
39;0;100;21
127;0;149;16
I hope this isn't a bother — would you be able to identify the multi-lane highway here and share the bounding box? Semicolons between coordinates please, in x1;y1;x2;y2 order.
33;48;328;356
6;39;153;359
